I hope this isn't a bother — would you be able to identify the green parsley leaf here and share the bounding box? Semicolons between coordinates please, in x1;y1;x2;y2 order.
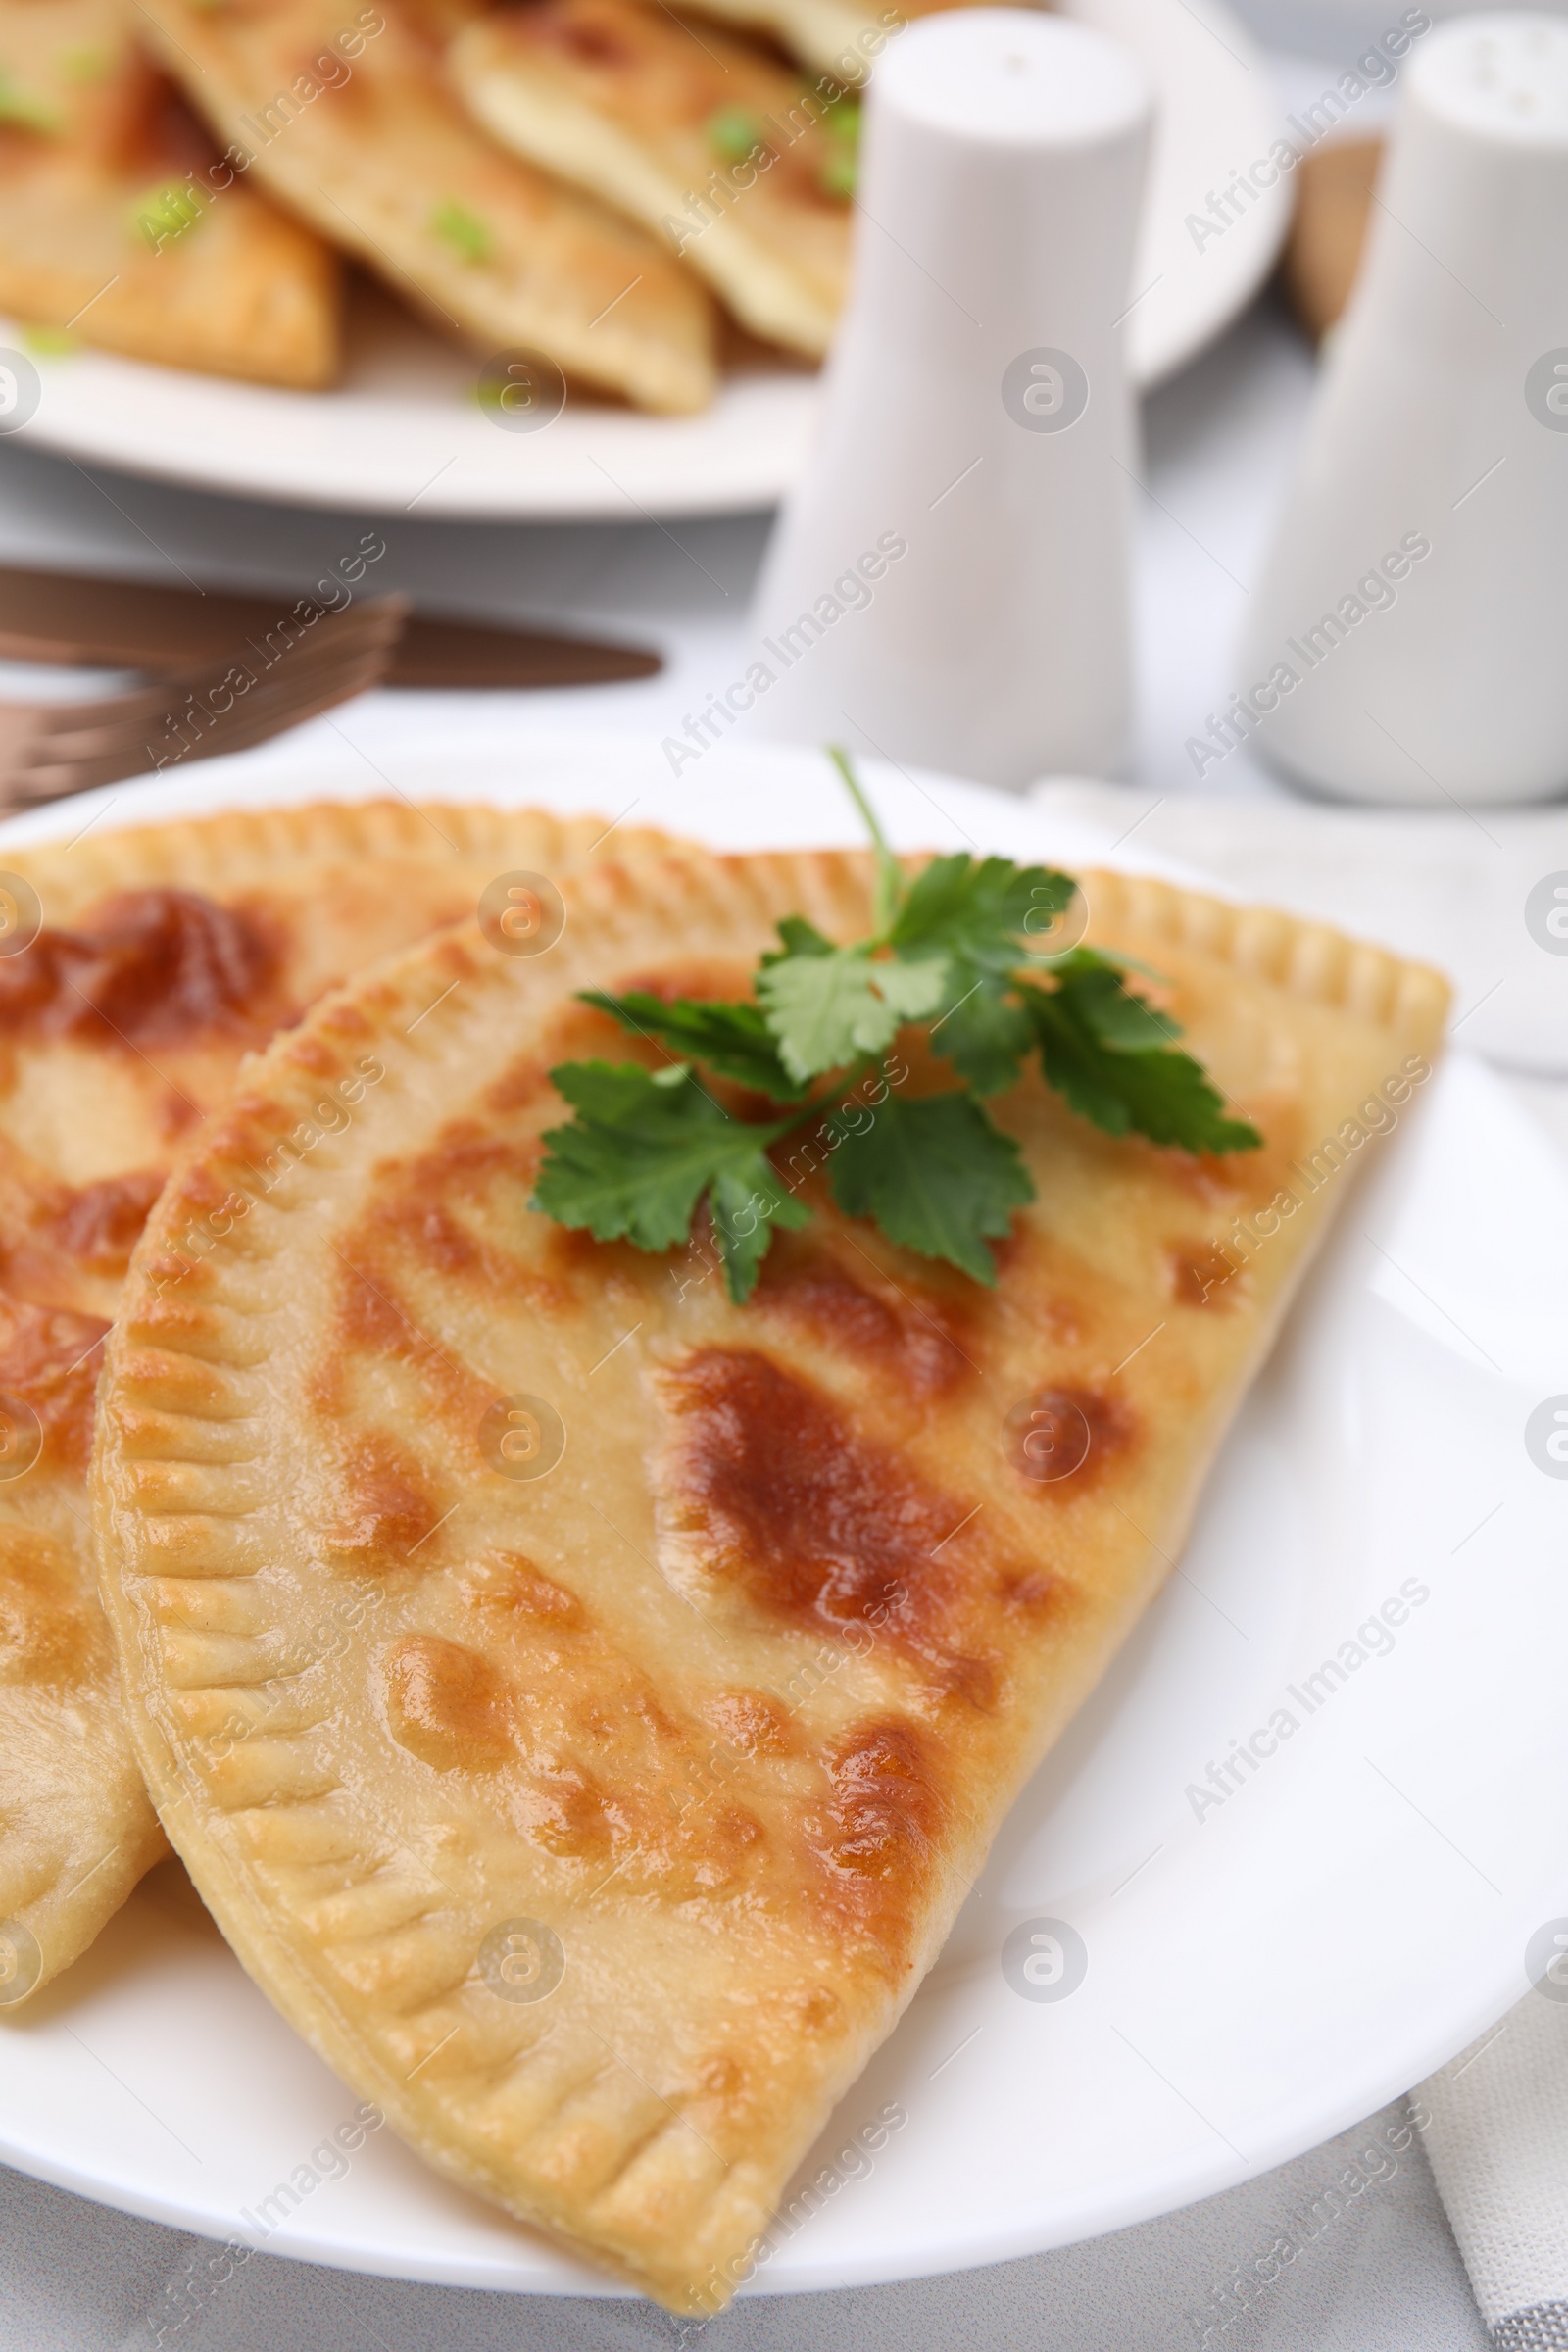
891;853;1076;971
760;913;835;964
530;1060;806;1302
526;750;1259;1297
893;854;1079;1094
577;989;808;1102
931;981;1035;1096
828;1092;1033;1283
1025;957;1263;1154
1043;948;1184;1048
758;945;948;1083
708;1160;810;1299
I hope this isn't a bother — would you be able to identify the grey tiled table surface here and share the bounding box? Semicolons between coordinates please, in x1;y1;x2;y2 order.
1;16;1562;2343
0;2099;1491;2350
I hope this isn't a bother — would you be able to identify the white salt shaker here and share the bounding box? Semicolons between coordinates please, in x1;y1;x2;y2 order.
1237;13;1568;805
747;8;1152;791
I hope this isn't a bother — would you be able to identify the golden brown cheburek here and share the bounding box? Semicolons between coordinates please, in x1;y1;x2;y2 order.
0;801;667;2004
135;0;718;413
451;0;852;357
94;844;1447;2307
0;0;339;386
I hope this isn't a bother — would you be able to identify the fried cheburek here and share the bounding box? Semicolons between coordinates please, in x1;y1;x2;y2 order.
94;842;1446;2307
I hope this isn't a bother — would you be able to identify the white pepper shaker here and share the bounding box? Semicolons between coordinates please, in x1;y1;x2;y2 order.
747;7;1152;791
1236;13;1568;805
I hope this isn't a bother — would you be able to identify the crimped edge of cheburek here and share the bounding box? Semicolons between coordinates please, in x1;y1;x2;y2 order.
0;800;672;920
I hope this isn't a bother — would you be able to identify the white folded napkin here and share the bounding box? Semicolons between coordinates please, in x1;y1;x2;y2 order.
1027;782;1568;1076
1417;1991;1568;2349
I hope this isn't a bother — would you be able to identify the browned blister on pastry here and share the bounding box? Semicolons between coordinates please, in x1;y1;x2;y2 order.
92;842;1446;2306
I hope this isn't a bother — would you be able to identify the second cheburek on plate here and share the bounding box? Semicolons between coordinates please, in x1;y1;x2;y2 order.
92;844;1447;2312
0;801;666;2004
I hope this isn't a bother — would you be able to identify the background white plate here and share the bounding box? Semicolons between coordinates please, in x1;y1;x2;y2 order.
3;0;1290;519
2;732;1562;2302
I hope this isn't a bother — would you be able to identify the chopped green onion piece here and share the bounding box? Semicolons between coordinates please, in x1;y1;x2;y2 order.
131;181;206;247
818;146;857;197
59;44;112;80
820;91;860;136
707;104;767;164
0;71;62;132
816;91;858;197
431;198;493;264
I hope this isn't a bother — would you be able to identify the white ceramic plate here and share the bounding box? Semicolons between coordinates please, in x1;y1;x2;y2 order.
2;730;1562;2303
3;0;1289;519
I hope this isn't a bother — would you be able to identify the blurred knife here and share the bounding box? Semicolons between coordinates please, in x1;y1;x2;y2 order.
0;566;661;688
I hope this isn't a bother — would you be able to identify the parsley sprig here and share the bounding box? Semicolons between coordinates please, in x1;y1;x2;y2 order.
530;751;1260;1302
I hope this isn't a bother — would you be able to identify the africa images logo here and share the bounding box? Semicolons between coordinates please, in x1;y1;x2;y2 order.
1525;350;1568;431
1526;873;1568;956
1525;1396;1568;1479
1002;1917;1089;2001
1001;349;1090;433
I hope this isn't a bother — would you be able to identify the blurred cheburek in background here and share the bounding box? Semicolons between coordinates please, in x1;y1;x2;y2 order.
0;0;984;410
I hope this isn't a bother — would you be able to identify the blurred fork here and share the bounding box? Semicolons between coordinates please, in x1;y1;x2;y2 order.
0;595;408;812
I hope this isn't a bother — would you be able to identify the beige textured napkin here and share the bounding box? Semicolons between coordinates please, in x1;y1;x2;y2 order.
1028;782;1568;1075
1417;1993;1568;2350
